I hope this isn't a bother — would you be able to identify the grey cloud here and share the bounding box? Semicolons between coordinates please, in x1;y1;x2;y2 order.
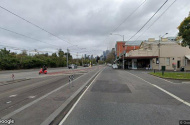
0;0;190;57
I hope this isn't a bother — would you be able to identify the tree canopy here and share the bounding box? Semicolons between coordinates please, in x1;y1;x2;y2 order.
0;48;79;70
178;16;190;46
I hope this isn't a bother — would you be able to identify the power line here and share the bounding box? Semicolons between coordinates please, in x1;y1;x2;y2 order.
0;5;95;52
0;5;107;56
102;0;147;47
0;26;65;50
0;5;73;45
135;0;177;40
126;0;168;42
112;0;147;33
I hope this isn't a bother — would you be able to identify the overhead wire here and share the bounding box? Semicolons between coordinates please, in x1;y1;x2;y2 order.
0;5;73;45
0;5;92;53
135;0;177;41
0;26;66;50
102;0;147;46
126;0;169;42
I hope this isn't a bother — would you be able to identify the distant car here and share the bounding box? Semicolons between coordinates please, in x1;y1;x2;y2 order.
107;63;112;67
83;64;89;67
68;64;77;69
112;64;118;69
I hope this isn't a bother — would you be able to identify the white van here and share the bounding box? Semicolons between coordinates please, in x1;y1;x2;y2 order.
112;64;118;69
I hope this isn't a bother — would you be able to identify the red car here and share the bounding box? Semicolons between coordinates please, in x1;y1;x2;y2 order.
39;68;47;74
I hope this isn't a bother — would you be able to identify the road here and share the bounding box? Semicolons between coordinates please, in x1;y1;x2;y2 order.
0;66;86;82
61;67;190;125
0;66;104;125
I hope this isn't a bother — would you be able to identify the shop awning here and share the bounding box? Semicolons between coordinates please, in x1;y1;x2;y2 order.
185;55;190;60
124;56;158;59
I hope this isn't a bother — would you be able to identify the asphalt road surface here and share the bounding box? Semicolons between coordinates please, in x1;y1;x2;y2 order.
61;67;190;125
0;66;103;125
0;66;85;82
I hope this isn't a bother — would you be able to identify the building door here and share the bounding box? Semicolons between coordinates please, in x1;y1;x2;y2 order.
132;59;137;69
177;61;180;68
150;59;152;69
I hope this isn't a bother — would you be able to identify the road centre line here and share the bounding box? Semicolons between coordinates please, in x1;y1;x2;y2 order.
127;71;190;107
58;68;104;125
1;68;100;119
6;101;12;104
9;95;17;98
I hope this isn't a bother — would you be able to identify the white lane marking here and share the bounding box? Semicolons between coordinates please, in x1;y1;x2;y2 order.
59;68;104;125
9;94;17;98
28;96;36;99
2;68;101;119
6;101;12;104
182;82;190;84
149;73;175;84
127;71;190;107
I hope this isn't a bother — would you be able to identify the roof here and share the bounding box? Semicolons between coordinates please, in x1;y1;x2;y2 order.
144;41;177;44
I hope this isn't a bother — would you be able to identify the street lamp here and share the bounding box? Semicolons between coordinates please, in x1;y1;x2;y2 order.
158;33;168;70
110;33;125;70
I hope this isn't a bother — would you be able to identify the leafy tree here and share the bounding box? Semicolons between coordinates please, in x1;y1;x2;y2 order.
178;16;190;47
52;53;57;57
58;49;64;58
106;51;115;64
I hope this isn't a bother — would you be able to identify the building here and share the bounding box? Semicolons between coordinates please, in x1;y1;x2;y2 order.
125;38;190;71
115;41;125;58
115;41;140;61
167;37;177;42
84;54;87;59
91;55;94;60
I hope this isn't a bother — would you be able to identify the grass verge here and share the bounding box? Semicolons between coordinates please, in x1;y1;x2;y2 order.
149;72;190;79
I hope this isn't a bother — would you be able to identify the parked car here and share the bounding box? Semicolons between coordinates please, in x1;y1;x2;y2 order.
107;63;112;67
68;64;77;69
83;64;89;67
112;64;118;69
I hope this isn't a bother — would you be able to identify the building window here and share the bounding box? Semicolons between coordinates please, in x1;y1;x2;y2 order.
166;58;170;66
185;59;187;66
156;58;159;64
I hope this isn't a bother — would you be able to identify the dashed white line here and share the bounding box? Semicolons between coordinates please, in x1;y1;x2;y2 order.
127;71;190;107
6;101;12;104
1;70;91;119
59;68;104;125
9;94;17;98
28;96;36;99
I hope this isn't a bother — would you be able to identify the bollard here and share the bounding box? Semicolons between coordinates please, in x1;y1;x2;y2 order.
12;74;15;81
69;76;71;88
154;69;155;73
71;75;74;87
69;75;74;88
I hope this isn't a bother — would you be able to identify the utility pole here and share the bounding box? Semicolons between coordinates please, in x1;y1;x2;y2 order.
158;36;161;70
123;35;125;70
158;33;168;70
82;54;83;66
67;48;69;68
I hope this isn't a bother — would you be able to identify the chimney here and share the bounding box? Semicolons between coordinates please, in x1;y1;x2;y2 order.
148;38;155;42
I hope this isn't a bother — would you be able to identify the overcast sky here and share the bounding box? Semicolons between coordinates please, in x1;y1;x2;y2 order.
0;0;190;57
